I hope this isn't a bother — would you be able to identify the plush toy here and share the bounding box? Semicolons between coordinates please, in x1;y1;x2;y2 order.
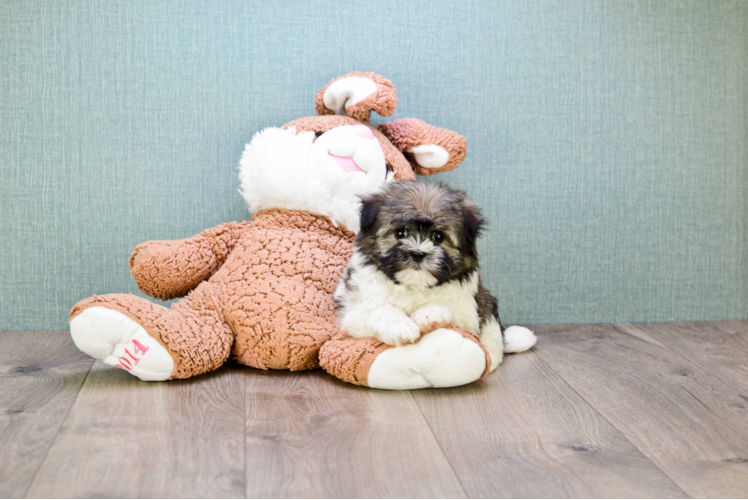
69;72;511;389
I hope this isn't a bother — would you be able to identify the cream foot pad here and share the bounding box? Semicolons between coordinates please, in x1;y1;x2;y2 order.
70;307;174;381
367;328;487;390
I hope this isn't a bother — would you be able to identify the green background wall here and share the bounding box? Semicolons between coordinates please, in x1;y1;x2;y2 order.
2;0;746;330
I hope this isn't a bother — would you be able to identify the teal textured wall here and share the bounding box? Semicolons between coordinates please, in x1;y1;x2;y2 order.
2;0;746;331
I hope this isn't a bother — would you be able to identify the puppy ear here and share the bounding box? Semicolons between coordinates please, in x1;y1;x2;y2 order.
359;195;380;234
378;118;467;175
315;72;398;123
461;200;484;247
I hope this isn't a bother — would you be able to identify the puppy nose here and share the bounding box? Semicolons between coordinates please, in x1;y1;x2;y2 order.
411;251;426;262
353;125;374;140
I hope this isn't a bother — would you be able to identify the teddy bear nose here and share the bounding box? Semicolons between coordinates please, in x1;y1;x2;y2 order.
354;125;374;140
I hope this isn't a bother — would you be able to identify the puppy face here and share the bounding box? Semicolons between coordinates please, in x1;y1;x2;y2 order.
357;181;484;288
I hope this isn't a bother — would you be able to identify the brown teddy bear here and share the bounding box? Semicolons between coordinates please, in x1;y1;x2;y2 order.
69;72;523;389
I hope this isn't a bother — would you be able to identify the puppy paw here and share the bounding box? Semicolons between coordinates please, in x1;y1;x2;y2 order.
375;317;421;346
411;304;453;332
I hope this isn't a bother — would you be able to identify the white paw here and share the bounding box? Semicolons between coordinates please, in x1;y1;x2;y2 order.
368;328;487;390
70;307;174;381
375;316;421;346
410;304;453;332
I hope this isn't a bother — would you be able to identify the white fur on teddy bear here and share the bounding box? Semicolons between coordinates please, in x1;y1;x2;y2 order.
238;126;389;233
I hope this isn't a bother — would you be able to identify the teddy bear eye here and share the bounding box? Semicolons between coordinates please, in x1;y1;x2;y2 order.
432;231;445;243
396;228;408;239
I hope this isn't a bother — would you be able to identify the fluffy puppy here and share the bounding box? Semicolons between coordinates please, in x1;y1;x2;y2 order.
334;181;536;372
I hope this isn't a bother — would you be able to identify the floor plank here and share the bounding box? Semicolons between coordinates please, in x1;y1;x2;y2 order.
0;331;93;499
245;369;466;499
27;360;246;498
712;320;748;336
619;322;748;396
534;323;748;498
411;349;686;498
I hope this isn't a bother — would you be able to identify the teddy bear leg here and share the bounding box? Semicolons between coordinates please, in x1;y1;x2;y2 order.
319;326;490;390
70;283;233;381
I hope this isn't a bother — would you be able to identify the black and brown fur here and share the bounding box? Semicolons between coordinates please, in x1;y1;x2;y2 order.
353;180;504;332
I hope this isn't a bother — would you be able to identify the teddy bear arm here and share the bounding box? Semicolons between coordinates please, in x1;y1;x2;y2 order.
129;221;253;300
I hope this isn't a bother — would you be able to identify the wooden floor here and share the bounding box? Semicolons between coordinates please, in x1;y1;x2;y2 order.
2;321;748;499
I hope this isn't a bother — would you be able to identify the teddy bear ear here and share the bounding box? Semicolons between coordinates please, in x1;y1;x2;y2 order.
314;72;398;123
378;118;467;175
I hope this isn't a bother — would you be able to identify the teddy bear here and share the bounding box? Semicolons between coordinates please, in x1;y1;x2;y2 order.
69;72;534;390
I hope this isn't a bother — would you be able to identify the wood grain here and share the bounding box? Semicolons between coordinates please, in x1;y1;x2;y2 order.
534;323;748;498
712;320;748;336
0;331;93;498
619;322;748;395
412;350;686;498
244;369;466;499
27;360;246;498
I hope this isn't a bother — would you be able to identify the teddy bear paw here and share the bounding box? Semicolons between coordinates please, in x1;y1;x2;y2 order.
410;304;453;332
367;328;487;390
70;307;174;381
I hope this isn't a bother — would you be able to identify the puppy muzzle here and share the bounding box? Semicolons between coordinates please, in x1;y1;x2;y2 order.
410;251;427;263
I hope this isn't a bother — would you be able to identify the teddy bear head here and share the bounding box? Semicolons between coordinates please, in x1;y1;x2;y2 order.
239;72;467;233
284;71;467;180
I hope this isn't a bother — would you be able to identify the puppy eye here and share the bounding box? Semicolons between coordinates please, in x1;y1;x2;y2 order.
396;228;408;239
432;231;445;243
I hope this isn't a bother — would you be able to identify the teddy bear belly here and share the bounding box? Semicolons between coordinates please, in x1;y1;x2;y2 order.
221;271;342;371
208;223;352;371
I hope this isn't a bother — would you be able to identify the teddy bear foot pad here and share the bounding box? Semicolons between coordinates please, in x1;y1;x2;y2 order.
367;328;488;390
70;307;174;381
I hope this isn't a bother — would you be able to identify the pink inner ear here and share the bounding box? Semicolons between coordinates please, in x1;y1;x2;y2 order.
330;154;364;173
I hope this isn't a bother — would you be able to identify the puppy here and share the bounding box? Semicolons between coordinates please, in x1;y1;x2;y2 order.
334;180;536;372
